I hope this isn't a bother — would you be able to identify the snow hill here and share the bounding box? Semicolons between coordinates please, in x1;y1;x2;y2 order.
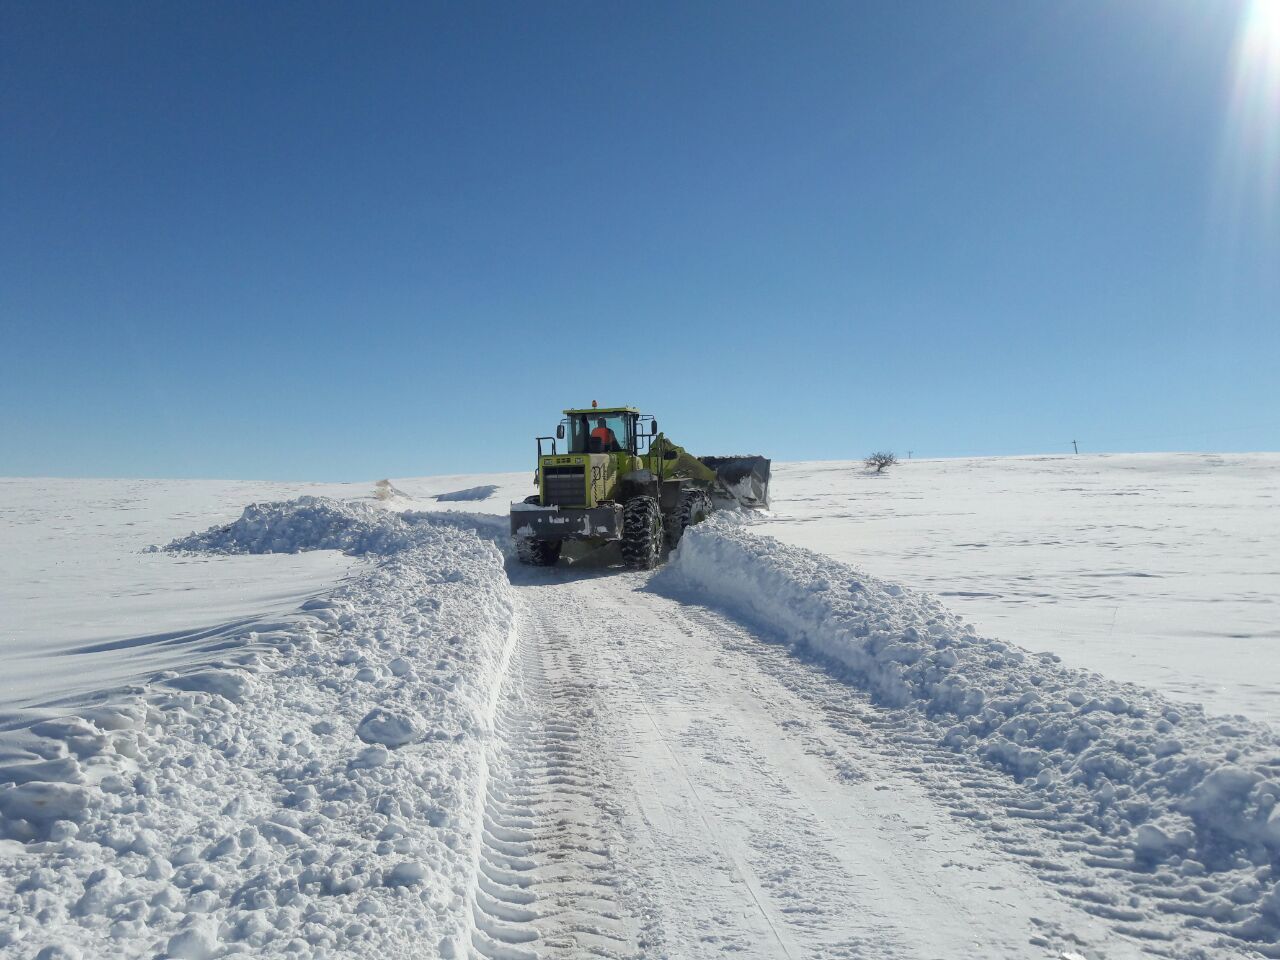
0;454;1277;959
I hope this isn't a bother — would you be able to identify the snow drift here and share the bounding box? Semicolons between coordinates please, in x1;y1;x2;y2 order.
657;516;1280;948
161;495;509;556
432;485;498;503
1;498;517;959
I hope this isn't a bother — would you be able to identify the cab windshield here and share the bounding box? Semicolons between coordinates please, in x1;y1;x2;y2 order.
567;413;633;454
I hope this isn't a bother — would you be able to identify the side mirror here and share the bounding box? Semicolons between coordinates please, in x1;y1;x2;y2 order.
556;424;565;440
663;450;678;461
651;421;658;435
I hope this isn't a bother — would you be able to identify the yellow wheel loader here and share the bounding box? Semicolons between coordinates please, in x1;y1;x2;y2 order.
510;404;770;569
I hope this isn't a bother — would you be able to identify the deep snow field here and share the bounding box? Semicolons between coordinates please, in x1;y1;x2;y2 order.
1;454;1278;959
0;474;511;727
763;454;1280;728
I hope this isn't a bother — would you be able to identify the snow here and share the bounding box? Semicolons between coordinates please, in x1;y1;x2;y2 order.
1;496;519;958
0;479;357;724
761;453;1280;726
0;476;525;726
433;485;499;503
657;513;1280;953
507;563;1161;957
161;495;507;557
383;472;530;513
0;782;91;824
355;708;420;749
2;452;1278;958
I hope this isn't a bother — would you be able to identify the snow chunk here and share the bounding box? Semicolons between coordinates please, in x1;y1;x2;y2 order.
34;946;82;960
0;757;83;786
350;745;391;769
385;861;428;887
0;782;91;824
164;668;254;703
166;918;220;960
356;708;420;748
1135;821;1192;861
29;717;108;756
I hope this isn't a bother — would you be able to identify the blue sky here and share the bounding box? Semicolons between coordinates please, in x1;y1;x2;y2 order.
3;1;1277;479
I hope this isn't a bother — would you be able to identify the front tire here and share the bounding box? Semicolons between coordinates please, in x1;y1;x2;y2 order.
620;496;662;570
515;537;561;566
667;488;712;547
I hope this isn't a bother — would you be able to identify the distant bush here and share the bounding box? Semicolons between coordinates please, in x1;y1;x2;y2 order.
864;452;897;474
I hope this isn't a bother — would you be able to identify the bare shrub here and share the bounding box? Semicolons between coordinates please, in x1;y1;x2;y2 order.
864;452;898;474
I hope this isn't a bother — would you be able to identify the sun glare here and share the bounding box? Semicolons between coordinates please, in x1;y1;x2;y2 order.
1236;1;1280;153
1216;0;1280;242
1246;0;1280;50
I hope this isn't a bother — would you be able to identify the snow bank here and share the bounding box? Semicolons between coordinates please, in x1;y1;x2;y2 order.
657;517;1280;945
160;495;508;556
372;479;408;501
0;499;518;958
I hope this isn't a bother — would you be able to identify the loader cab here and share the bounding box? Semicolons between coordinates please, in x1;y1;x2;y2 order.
560;406;656;456
569;411;631;454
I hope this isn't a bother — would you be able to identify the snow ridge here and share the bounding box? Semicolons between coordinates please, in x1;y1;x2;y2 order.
656;516;1280;950
160;495;508;556
1;499;518;959
433;485;499;503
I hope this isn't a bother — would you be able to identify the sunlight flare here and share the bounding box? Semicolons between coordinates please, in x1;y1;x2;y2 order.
1220;0;1280;225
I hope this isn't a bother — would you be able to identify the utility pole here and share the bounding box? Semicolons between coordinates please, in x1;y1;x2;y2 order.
907;450;913;459
1072;440;1078;454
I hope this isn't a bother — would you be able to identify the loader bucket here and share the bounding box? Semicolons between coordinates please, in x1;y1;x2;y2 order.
699;455;772;509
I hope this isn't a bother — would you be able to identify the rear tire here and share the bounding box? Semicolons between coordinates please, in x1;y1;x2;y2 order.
667;489;712;547
515;537;561;566
621;497;662;570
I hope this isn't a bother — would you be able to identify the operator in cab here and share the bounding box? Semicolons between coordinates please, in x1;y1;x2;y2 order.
591;418;619;452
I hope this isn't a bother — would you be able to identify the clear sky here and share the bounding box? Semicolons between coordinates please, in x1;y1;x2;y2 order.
3;1;1278;480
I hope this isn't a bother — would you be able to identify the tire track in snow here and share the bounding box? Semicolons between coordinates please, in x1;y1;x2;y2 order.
508;566;1165;960
515;571;943;958
669;599;1235;958
470;600;644;960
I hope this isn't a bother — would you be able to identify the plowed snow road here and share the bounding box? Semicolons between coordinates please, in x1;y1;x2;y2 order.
479;565;1152;960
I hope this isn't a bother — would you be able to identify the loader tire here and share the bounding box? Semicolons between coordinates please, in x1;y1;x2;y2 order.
667;489;713;547
515;536;561;566
621;496;662;570
663;508;683;548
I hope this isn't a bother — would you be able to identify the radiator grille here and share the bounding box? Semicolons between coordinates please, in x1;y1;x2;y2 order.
543;466;586;507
